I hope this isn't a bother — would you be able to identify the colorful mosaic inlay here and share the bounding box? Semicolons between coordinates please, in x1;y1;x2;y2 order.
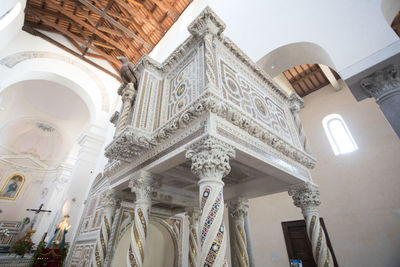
129;246;138;267
201;187;211;210
95;245;101;266
137;208;147;235
100;230;106;254
177;83;186;96
104;216;110;237
204;225;224;267
201;190;222;245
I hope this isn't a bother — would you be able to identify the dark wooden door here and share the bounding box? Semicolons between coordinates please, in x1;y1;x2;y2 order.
282;219;338;267
282;220;316;267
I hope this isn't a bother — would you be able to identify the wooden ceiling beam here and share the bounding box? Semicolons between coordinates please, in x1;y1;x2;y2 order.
23;24;121;81
42;0;140;59
25;7;122;67
114;0;166;34
76;0;153;50
152;0;179;19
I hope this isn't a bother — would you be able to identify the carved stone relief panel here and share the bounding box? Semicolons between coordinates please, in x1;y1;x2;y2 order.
69;242;95;267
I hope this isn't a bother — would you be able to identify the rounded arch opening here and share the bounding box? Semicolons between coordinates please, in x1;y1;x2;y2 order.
257;42;336;78
0;71;96;124
112;220;176;267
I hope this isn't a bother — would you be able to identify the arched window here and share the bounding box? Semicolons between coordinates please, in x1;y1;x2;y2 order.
0;173;25;200
322;114;358;155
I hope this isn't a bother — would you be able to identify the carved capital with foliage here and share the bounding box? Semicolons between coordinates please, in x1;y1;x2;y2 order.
228;197;249;220
186;136;235;180
288;183;321;210
129;171;158;203
360;64;400;101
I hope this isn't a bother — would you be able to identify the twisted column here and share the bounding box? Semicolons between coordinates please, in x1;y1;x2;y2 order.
186;207;201;267
186;136;235;267
228;198;249;267
92;190;118;267
116;83;136;135
289;93;312;154
288;183;333;267
127;172;154;267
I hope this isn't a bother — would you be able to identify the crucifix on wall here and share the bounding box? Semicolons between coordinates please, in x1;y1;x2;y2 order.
26;203;51;230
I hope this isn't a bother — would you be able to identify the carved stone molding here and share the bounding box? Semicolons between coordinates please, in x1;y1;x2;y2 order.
288;183;321;211
360;64;400;101
104;91;316;169
187;6;226;37
128;171;159;203
185;136;235;180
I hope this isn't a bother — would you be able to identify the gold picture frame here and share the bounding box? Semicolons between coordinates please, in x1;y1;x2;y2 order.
0;173;25;200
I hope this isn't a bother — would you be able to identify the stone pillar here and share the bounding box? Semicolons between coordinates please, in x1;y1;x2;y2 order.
186;207;201;267
228;198;250;267
104;206;122;267
288;183;334;267
186;137;235;267
243;210;256;267
127;172;154;267
360;64;400;138
116;83;136;135
289;93;312;154
92;190;118;267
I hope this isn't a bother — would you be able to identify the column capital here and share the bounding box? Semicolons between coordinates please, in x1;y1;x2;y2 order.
186;136;235;181
100;189;119;210
288;93;304;113
128;171;159;203
228;197;249;219
360;64;400;101
120;83;136;102
288;183;321;210
186;207;201;225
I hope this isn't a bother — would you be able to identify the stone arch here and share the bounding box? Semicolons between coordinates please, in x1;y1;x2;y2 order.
257;42;336;78
0;51;110;112
113;217;178;267
0;71;96;124
381;0;400;26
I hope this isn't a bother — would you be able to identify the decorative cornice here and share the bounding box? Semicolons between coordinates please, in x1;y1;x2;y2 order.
288;183;320;210
360;64;400;101
185;136;235;180
187;6;226;36
104;91;316;169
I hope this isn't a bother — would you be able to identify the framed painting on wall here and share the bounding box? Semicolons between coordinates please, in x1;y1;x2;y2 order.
0;173;25;200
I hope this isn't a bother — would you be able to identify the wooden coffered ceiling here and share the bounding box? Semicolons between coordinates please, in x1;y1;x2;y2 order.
23;0;190;79
283;64;340;97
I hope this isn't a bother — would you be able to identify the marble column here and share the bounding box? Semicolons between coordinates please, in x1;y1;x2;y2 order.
127;172;154;267
116;83;136;135
186;207;201;267
186;137;235;267
360;64;400;138
104;206;122;267
92;190;118;267
289;93;312;154
243;211;256;267
228;198;250;267
288;183;333;267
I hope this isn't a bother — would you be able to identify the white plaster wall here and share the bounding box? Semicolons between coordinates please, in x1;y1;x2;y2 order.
248;84;400;267
151;0;398;74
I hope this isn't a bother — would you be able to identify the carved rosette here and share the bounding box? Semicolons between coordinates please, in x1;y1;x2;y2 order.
117;83;136;134
289;183;333;267
127;172;155;267
228;198;250;267
92;190;118;267
289;93;312;155
186;207;201;267
360;64;400;102
186;136;235;267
